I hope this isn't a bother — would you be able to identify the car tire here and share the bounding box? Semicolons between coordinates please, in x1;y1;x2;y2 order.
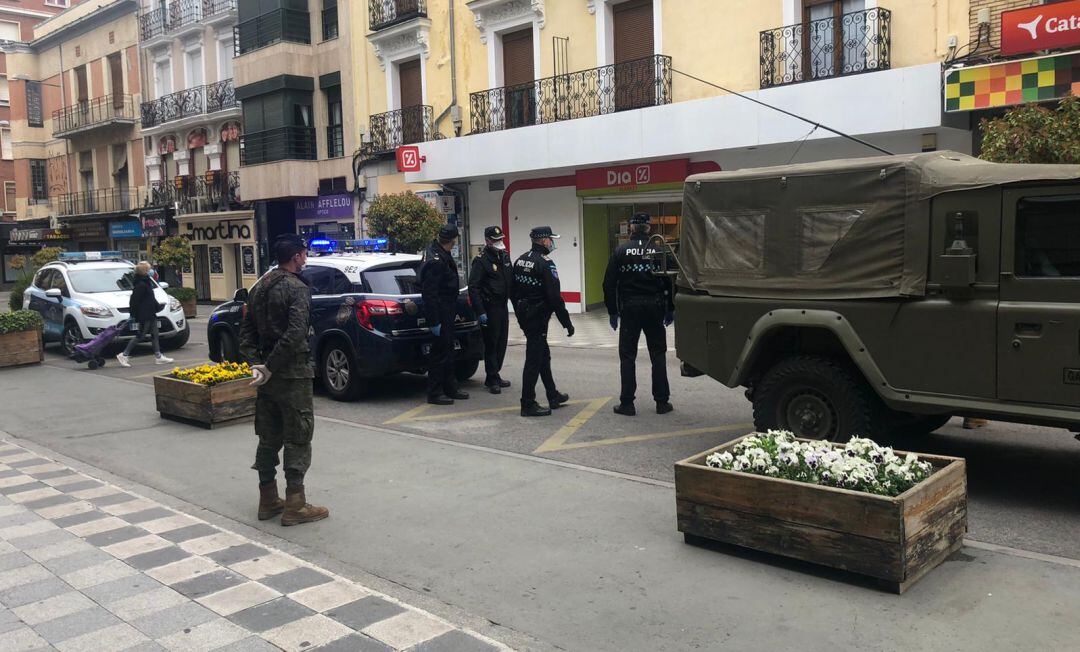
454;359;480;382
217;330;239;363
162;324;190;351
889;413;952;438
61;320;83;357
752;355;879;442
320;340;365;401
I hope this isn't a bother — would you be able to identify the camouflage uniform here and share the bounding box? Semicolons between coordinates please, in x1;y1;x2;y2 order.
239;269;315;486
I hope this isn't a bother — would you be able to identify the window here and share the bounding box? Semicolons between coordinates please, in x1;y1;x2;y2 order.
0;75;8;106
4;182;15;213
218;36;234;80
322;0;338;41
0;21;20;42
1;129;11;160
702;211;766;273
29;159;47;201
325;85;343;158
155;59;172;97
1015;196;1080;277
363;264;420;294
318;177;347;194
798;207;865;273
301;265;350;295
185;47;204;88
26;81;43;127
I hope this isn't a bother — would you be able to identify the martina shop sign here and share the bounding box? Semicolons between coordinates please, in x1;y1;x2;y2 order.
185;220;252;242
1001;0;1080;56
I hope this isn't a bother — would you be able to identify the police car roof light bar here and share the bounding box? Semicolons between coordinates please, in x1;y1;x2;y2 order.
58;251;127;263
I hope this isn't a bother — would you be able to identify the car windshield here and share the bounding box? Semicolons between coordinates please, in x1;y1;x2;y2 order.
364;264;421;294
68;268;146;293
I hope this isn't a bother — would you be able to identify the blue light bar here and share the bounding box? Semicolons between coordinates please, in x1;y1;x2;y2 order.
309;239;333;247
58;251;125;262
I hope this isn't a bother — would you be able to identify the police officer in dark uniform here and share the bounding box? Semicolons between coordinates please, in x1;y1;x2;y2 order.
513;226;574;417
603;213;675;416
469;225;514;394
419;224;469;405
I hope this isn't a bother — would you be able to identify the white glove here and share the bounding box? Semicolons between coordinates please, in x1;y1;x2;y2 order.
250;364;272;387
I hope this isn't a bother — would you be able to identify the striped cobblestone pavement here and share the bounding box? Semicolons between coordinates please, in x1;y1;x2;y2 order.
0;440;509;652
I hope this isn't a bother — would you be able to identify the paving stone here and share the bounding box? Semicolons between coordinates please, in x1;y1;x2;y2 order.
261;614;355;651
228;596;315;632
82;572;163;605
51;510;108;529
3;625;49;651
0;468;23;479
0;481;46;495
68;486;118;500
210;635;282;652
156;523;218;544
0;576;72;608
61;559;139;590
9;487;62;504
119;642;168;652
118;507;175;524
25;538;93;563
0;561;52;591
290;579;370;612
0;550;33;572
84;525;147;548
0;509;41;527
145;556;220;585
22;494;76;511
179;532;246;556
157;617;248;651
53;480;102;494
361;610;452;651
34;605;121;644
102;535;171;560
206;544;267;566
37;501;94;520
195;581;279;617
7;458;48;469
65;516;129;538
101;499;157;516
0;604;24;633
105;586;188;621
324;596;406;631
130;600;217;639
229;553;302;581
28;470;78;481
13;591;97;626
86;492;137;508
125;545;191;571
54;622;149;652
7;527;76;551
313;633;394;652
170;569;245;599
408;630;502;652
39;548;113;576
260;566;332;594
138;515;198;535
0;519;56;541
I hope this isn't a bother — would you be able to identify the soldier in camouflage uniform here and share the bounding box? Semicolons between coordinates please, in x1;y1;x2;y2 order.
239;233;329;526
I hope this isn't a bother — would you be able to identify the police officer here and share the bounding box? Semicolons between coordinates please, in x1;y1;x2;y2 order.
419;224;469;405
240;234;329;526
603;213;675;416
469;226;514;394
513;226;574;417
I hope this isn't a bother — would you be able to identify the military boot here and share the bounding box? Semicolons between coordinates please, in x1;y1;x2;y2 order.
258;483;285;521
280;486;329;526
547;392;570;409
521;400;552;417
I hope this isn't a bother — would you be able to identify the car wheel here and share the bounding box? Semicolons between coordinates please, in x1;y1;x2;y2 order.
454;359;480;382
320;341;365;401
162;324;190;351
752;355;878;442
61;320;83;357
217;330;239;363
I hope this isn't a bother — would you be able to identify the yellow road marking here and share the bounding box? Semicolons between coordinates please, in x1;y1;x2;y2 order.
383;402;432;425
541;422;753;453
406;398;599;423
533;398;611;454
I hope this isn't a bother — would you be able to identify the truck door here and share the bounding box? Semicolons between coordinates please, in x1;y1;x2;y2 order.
997;188;1080;407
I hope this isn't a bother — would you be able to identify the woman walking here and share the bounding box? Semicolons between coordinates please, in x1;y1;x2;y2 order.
116;262;173;367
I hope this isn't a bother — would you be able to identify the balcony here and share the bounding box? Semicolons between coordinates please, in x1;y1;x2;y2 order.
240;126;317;165
53;96;137;138
760;7;890;89
234;9;311;56
141;80;238;130
469;55;672;134
149;171;242;213
139;0;238;42
369;0;426;31
366;105;434;155
53;188;144;218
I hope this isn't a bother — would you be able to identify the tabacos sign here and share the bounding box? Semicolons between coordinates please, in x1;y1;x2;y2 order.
1001;0;1080;56
576;159;690;197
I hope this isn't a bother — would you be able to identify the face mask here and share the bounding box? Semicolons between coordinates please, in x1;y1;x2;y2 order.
548;238;559;252
491;241;506;251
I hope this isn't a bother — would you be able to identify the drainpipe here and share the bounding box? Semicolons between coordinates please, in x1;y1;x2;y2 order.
434;0;460;136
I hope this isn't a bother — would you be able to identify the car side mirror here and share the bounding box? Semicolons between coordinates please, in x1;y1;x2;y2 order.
45;288;63;300
158;282;169;289
233;288;249;302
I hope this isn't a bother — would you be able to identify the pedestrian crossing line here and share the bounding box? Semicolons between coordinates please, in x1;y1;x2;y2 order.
405;398;605;423
542;422;753;453
533;398;612;454
383;402;433;425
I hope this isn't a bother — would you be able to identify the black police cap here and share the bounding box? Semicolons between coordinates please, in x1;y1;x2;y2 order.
274;233;308;250
529;226;560;239
438;224;460;241
484;225;505;240
630;213;651;225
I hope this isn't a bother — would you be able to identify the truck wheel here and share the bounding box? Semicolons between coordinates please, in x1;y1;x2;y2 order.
454;359;480;382
752;355;877;442
320;341;366;401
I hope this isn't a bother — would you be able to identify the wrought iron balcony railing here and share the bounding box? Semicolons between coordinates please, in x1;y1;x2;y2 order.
469;55;672;134
53;188;144;217
240;126;317;165
367;105;434;154
141;80;238;129
369;0;426;31
234;9;311;56
760;7;890;89
149;171;241;213
53;96;136;137
139;0;237;41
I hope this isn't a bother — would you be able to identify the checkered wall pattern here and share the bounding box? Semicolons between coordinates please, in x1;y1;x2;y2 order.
945;52;1080;112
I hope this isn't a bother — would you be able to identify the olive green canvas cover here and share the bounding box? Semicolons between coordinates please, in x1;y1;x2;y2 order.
680;151;1080;299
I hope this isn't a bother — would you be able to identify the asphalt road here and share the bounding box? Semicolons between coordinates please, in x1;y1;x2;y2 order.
29;305;1080;562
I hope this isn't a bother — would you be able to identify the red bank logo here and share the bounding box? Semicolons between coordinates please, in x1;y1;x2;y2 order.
1001;1;1080;56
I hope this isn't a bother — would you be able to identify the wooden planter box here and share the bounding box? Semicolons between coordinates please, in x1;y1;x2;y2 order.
675;435;967;593
154;373;256;429
179;298;197;319
0;330;43;368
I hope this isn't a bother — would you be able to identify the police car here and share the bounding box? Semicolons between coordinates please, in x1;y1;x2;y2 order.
207;251;483;401
22;252;189;356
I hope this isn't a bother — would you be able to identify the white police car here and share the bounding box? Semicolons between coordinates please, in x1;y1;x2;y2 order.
22;252;189;356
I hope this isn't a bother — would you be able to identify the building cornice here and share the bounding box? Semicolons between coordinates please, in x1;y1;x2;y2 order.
30;0;138;52
367;17;432;70
467;0;545;43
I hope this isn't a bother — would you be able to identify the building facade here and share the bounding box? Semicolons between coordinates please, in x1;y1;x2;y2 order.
5;0;148;264
362;0;976;313
136;0;250;301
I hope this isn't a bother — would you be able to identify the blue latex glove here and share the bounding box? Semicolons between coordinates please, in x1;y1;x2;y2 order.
479;313;489;326
664;311;675;327
609;315;619;331
431;324;442;337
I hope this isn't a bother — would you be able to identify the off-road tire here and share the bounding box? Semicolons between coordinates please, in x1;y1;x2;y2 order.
320;340;366;401
752;355;878;442
454;359;480;382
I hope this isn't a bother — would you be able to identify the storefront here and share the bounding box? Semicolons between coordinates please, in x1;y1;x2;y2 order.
109;219;147;261
69;219;111;253
2;224;72;285
294;194;356;246
178;210;259;302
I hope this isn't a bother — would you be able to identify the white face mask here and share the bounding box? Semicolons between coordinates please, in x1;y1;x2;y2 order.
491;241;506;251
547;238;558;252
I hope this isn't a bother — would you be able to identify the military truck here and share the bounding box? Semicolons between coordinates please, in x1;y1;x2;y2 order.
671;151;1080;441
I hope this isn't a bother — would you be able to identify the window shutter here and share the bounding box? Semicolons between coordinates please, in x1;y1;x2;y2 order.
501;27;534;87
613;0;653;64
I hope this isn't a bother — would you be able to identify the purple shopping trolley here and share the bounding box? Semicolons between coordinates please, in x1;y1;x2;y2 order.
71;322;126;369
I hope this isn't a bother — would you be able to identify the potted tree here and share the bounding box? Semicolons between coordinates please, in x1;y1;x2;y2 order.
365;191;445;254
153;236;197;317
0;310;44;368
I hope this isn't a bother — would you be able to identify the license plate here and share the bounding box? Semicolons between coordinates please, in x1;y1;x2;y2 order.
129;321;140;332
422;340;462;356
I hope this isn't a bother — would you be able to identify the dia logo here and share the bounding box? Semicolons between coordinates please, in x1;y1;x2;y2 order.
635;165;651;184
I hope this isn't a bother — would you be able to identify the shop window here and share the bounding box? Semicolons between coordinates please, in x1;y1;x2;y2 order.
797;206;866;273
702;210;766;273
1015;195;1080;277
30;159;48;201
